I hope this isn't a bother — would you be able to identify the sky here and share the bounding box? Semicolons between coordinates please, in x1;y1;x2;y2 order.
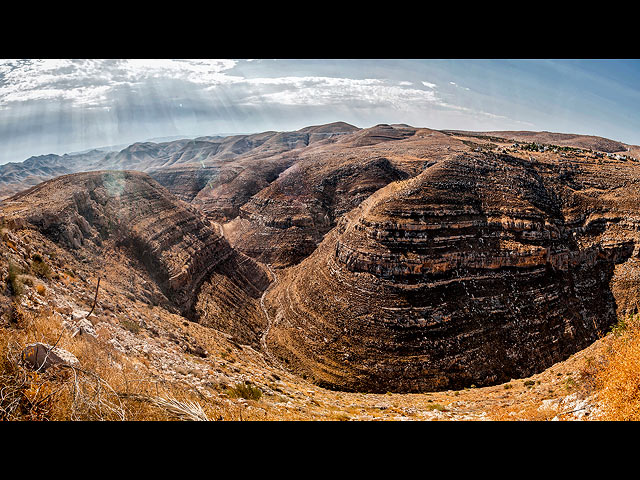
1;58;640;165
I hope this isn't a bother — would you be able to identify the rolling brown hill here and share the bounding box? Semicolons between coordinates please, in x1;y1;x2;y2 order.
442;129;636;154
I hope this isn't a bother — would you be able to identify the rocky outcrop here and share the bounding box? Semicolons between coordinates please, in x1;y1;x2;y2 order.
191;152;298;222
148;165;222;202
22;343;80;371
264;151;640;393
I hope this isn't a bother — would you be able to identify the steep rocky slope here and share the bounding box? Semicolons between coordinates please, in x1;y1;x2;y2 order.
2;210;615;421
1;171;270;343
224;155;410;266
263;149;640;393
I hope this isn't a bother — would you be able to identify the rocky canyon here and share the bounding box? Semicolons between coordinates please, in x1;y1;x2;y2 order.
2;122;640;420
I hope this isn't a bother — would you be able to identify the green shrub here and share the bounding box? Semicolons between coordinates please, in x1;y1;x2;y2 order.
30;257;52;279
120;318;141;334
609;316;632;336
225;381;262;401
424;403;447;412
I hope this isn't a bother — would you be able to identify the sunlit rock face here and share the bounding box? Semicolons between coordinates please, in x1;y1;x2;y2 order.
3;170;269;318
264;152;639;393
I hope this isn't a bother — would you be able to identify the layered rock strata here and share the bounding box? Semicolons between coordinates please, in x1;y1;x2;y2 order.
264;152;639;393
225;156;410;266
2;171;269;320
224;126;470;267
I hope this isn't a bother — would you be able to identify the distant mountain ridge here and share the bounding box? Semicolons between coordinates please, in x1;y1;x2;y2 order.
3;122;639;201
0;122;359;200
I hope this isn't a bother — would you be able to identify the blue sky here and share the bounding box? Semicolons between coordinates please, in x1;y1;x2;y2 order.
1;59;639;164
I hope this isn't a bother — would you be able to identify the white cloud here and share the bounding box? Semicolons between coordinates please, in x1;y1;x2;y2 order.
449;81;470;91
0;59;526;149
233;76;446;113
0;59;241;108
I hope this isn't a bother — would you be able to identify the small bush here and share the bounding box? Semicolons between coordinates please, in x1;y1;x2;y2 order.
609;317;629;336
6;263;23;297
9;302;25;325
424;403;447;412
225;381;262;401
30;258;52;279
120;318;141;334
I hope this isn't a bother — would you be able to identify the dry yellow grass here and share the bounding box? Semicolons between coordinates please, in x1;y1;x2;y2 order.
591;314;640;420
1;306;221;421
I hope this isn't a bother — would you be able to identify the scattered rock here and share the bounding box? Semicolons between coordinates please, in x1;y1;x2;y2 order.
21;343;79;371
63;317;98;338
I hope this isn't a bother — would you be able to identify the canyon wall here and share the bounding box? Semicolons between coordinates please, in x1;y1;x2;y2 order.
264;152;640;392
3;171;270;324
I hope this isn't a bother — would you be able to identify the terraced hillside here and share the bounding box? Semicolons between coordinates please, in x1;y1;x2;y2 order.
263;148;640;392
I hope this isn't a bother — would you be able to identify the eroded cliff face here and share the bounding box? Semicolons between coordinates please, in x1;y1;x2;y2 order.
264;152;640;393
2;171;270;328
223;126;469;267
225;156;410;267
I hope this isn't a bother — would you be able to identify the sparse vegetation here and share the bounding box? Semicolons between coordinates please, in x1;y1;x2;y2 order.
6;262;23;297
0;306;224;421
609;316;629;336
562;376;577;392
120;318;141;334
30;254;52;279
225;381;263;401
590;314;640;420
